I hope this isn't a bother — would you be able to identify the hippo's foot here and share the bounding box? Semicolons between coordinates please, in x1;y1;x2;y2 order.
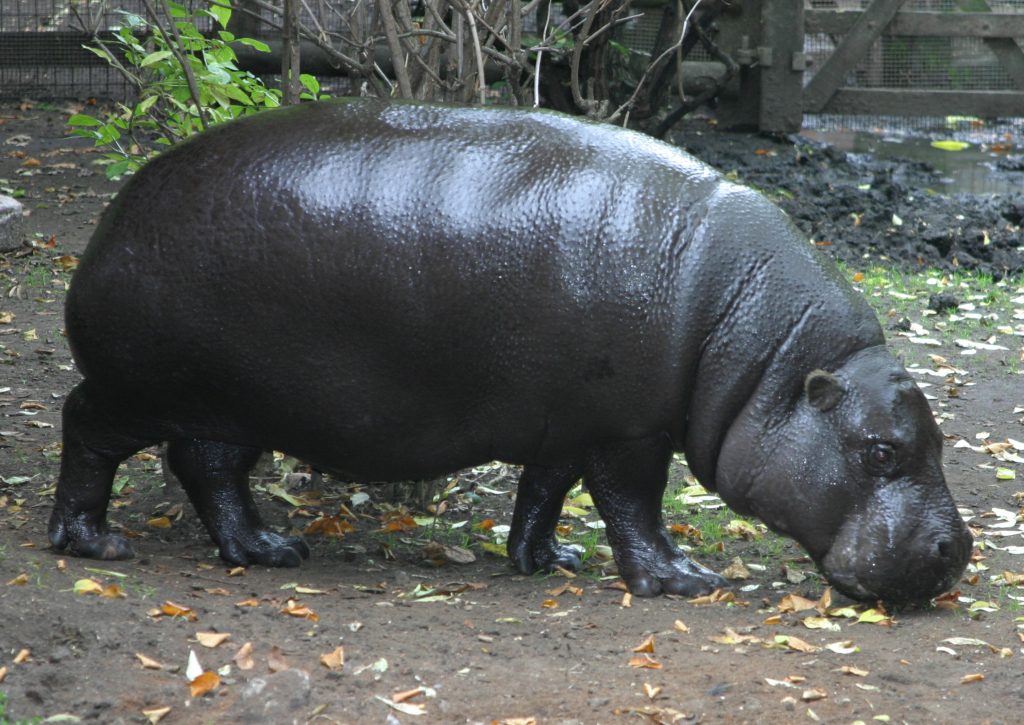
615;534;728;597
48;508;135;561
217;530;310;568
508;463;584;575
508;535;582;575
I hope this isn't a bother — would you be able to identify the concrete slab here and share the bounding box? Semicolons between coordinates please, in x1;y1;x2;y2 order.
0;194;24;249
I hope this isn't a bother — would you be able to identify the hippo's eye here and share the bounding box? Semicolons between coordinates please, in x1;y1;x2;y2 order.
864;443;897;476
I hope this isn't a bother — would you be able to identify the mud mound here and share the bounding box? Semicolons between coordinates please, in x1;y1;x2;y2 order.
676;122;1024;278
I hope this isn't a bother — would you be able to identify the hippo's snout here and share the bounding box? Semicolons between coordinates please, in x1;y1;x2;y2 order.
821;490;973;604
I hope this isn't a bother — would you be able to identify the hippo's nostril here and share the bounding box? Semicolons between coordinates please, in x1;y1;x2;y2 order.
936;538;954;560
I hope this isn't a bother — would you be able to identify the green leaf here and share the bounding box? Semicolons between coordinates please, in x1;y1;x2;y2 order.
67;113;103;127
209;3;232;28
299;74;320;95
930;140;970;152
236;37;271;53
82;45;116;63
140;49;174;67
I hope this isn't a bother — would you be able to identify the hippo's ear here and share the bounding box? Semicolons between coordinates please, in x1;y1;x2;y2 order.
805;369;846;411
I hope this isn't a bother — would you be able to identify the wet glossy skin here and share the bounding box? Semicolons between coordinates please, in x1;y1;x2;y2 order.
49;99;971;601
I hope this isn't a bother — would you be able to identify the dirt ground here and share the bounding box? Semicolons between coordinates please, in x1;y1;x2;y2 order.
1;101;1023;725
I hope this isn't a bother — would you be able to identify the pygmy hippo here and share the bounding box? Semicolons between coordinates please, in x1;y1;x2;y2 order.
49;99;972;604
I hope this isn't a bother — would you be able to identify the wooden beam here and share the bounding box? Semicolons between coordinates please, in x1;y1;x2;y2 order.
803;0;909;113
759;0;805;133
954;0;1024;92
807;11;1024;38
815;87;1024;117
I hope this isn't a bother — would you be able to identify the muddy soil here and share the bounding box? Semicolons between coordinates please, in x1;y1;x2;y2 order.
1;102;1023;725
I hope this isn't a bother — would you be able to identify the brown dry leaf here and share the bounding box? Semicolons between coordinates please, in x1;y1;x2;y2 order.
233;642;255;671
721;557;751;580
21;157;40;167
802;688;827;702
160;601;198;622
392;686;428;704
1003;571;1024;585
268;645;290;672
541;598;559;609
227;566;246;577
838;665;869;677
204;587;231;596
189;671;220;697
815;587;833;614
135;653;164;670
320;646;344;671
195;632;231;648
141;705;171;724
53;254;79;272
0;666;7;683
668;523;703;542
778;593;818;613
673;619;689;634
235;598;260;608
146;516;172;529
304;514;356;538
280;599;319;622
633;634;656;653
13;649;30;664
724;519;761;540
380;511;418;533
100;583;126;599
762;614;782;625
6;573;28;586
142;705;171;724
621;592;632;608
643;682;662;700
628;654;662;670
73;578;104;595
961;673;984;684
774;635;819;653
710;627;761;646
688;589;738;606
0;312;14;324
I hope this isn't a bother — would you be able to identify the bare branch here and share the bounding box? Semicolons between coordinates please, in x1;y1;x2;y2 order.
141;0;210;132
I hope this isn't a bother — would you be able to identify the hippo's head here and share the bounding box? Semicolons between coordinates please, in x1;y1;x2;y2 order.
717;346;972;604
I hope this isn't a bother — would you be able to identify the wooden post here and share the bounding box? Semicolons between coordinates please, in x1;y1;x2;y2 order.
282;0;301;105
759;0;805;133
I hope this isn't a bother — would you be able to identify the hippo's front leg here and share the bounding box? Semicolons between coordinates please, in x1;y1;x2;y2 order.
585;435;728;597
508;463;584;574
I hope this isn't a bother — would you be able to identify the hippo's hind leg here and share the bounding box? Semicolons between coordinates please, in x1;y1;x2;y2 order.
49;382;158;560
584;435;728;597
508;464;583;574
165;439;310;567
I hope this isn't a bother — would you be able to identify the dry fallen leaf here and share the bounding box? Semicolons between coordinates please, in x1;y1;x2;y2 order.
643;682;662;700
710;627;761;646
628;654;662;670
320;646;344;671
802;688;828;702
160;601;198;621
778;593;818;613
227;566;246;577
189;671;220;697
141;705;171;724
541;598;559;609
6;573;28;586
0;666;7;683
235;598;260;608
195;632;231;648
13;649;30;664
837;665;869;677
621;592;632;608
774;635;819;653
146;516;172;529
268;645;290;672
280;599;319;622
961;673;985;684
721;557;751;580
135;653;164;670
633;634;656;653
233;642;255;671
674;619;689;634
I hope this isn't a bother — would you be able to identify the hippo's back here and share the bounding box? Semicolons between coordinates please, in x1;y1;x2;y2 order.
66;100;724;475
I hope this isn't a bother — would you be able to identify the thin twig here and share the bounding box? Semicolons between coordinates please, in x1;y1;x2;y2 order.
377;0;414;96
606;0;702;124
141;0;209;132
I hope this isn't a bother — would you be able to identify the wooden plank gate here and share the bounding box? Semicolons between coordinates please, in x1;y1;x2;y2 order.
717;0;1024;133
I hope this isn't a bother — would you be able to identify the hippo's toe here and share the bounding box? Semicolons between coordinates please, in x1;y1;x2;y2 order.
218;532;310;568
